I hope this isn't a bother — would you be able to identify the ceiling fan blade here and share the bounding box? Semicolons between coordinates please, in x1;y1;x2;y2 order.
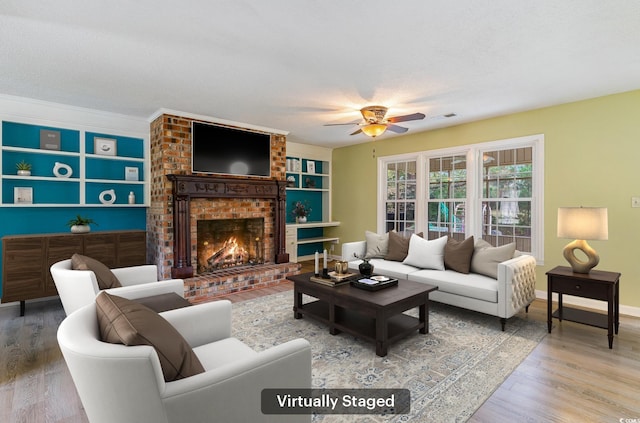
323;119;362;127
387;112;426;123
350;128;363;136
386;124;409;134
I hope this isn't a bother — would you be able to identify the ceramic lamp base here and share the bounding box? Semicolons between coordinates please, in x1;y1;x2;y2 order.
563;239;599;273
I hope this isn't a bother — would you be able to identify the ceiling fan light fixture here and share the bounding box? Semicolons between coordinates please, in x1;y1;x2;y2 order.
361;123;387;138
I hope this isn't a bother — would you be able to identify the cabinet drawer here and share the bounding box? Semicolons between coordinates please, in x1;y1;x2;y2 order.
551;277;608;301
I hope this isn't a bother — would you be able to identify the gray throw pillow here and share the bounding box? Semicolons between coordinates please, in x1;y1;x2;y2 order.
444;236;475;274
96;292;205;382
470;240;516;279
71;253;122;290
364;231;389;259
385;231;423;262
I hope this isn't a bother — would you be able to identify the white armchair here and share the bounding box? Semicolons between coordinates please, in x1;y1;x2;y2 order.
57;300;312;423
50;259;185;315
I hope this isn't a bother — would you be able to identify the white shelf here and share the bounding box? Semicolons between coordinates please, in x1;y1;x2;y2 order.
2;146;79;156
3;175;79;182
85;153;145;162
86;178;145;185
297;236;340;245
0;203;146;208
286;187;330;192
287;221;340;229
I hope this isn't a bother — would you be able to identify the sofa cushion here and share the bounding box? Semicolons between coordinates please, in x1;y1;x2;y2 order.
408;269;498;303
444;236;475;274
403;234;447;270
386;231;423;262
71;253;122;290
95;292;204;382
471;240;516;279
364;231;389;259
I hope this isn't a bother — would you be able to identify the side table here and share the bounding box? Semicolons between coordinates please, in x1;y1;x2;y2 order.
546;266;620;349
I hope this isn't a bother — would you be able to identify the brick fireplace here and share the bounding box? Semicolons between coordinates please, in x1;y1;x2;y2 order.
148;113;300;302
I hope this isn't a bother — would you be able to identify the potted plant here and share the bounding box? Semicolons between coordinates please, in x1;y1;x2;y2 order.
66;215;98;234
16;160;32;176
291;200;311;223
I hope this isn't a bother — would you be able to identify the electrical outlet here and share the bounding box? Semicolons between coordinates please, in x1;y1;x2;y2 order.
632;197;640;208
330;244;335;252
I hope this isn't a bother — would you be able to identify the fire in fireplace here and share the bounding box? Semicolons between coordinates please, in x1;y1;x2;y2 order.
197;218;265;273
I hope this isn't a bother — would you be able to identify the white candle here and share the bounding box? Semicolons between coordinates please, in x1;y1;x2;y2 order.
314;252;319;275
323;249;328;269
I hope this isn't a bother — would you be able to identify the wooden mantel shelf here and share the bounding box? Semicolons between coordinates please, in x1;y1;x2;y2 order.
166;174;289;279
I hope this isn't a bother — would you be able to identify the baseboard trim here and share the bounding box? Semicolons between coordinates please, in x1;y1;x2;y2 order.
535;289;640;318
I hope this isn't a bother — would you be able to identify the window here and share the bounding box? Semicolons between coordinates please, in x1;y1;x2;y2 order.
383;159;417;233
427;155;467;241
378;135;544;262
480;147;533;252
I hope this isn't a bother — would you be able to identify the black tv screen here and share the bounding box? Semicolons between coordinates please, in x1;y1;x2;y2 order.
191;121;271;177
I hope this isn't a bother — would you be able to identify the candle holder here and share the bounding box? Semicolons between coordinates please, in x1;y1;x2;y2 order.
322;267;329;278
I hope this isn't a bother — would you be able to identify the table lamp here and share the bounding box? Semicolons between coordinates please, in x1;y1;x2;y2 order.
557;207;608;273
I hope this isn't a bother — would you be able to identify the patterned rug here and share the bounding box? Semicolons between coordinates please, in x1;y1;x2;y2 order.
231;291;547;422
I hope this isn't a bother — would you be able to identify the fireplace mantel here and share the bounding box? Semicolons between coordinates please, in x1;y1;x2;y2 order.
167;174;289;278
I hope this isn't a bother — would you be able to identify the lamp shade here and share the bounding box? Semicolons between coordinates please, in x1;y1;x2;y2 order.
557;207;608;240
361;123;387;137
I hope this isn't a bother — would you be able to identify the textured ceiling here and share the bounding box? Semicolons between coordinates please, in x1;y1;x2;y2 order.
1;1;639;147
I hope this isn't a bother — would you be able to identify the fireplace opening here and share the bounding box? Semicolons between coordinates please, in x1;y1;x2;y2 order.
197;218;265;273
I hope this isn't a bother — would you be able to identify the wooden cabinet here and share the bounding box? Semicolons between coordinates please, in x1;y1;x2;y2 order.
2;230;146;315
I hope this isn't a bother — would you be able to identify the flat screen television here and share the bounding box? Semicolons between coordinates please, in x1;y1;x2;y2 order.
191;121;271;177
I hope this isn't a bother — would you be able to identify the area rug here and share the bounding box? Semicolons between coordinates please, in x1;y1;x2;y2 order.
231;292;547;422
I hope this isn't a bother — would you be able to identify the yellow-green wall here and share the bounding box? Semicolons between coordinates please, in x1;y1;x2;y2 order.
330;89;640;309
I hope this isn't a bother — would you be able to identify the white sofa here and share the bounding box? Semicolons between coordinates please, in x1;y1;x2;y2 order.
50;259;185;316
58;299;312;423
342;240;537;330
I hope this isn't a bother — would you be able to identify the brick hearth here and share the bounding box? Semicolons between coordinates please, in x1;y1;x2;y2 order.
185;263;300;304
148;113;300;300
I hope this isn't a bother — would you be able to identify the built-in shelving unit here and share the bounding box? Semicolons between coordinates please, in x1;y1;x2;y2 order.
1;120;148;207
285;142;339;262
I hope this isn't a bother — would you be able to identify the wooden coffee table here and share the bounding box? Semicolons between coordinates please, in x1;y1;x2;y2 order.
288;272;438;356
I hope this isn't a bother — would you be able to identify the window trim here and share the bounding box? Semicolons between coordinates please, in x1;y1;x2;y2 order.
377;134;544;264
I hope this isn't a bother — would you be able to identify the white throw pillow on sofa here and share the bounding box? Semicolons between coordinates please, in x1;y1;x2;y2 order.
403;234;448;270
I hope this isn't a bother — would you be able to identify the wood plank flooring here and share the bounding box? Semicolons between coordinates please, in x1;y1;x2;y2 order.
1;260;639;422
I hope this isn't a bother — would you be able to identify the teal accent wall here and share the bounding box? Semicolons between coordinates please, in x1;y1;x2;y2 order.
0;207;146;297
3;121;80;151
298;227;325;257
286;190;323;224
85;132;144;158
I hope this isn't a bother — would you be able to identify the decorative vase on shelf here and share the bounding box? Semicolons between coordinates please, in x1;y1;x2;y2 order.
70;225;90;234
53;161;73;178
359;258;374;276
17;170;31;176
298;216;307;223
99;189;116;205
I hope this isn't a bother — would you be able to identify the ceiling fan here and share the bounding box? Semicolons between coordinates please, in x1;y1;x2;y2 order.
325;105;426;138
